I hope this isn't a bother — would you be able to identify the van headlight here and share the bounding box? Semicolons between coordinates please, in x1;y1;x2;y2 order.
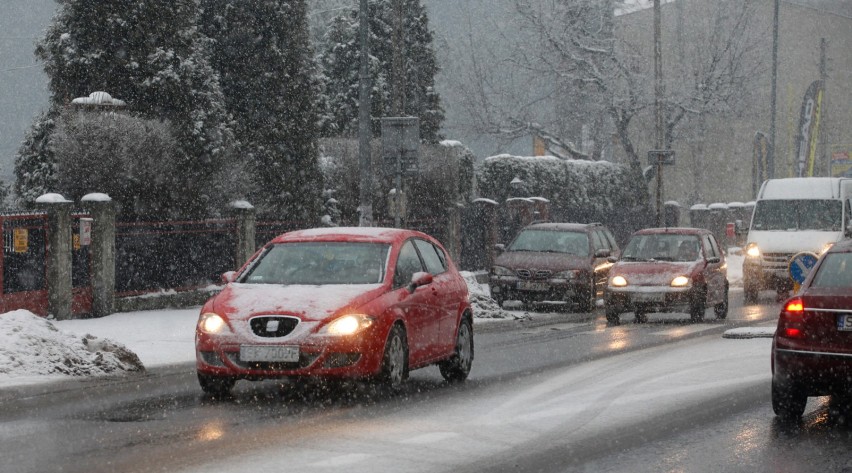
820;242;834;255
745;243;760;258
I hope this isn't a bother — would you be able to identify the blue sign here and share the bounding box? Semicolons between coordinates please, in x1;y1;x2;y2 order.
789;252;819;284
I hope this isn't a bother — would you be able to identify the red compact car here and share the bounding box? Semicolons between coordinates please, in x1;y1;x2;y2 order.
771;239;852;419
604;227;729;324
195;227;474;396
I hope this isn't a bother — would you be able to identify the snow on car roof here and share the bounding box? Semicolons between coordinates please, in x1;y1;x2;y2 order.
273;226;413;243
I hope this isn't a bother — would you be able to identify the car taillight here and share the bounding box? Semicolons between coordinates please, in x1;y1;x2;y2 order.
785;298;804;313
783;328;803;338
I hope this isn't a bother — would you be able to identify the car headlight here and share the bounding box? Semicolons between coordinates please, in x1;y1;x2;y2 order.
671;276;690;287
198;313;229;334
745;243;760;258
321;314;374;336
554;270;580;279
491;265;514;277
610;275;628;287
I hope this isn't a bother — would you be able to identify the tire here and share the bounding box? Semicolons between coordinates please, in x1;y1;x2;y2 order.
689;288;706;322
198;372;236;398
439;317;474;383
378;325;409;391
576;281;596;313
605;306;621;325
714;283;729;319
772;379;807;420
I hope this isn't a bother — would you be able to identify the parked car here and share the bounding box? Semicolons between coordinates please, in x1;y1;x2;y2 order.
604;227;728;324
195;227;474;396
771;238;852;419
489;222;620;312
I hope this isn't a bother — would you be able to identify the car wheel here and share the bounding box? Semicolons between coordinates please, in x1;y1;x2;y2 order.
439;317;474;383
378;325;409;391
772;379;807;419
714;283;729;319
576;281;595;313
689;288;706;322
605;306;620;325
197;372;236;398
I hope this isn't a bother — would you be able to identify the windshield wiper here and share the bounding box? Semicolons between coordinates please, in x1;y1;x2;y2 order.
651;256;674;261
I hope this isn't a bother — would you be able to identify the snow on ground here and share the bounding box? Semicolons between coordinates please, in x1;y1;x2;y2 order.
726;246;744;287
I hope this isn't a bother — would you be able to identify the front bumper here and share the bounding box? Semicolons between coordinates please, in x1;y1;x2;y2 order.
195;329;385;380
489;275;587;302
604;285;694;313
743;259;794;292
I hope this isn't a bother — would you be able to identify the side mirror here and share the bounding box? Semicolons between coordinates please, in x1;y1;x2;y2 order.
494;243;506;254
607;255;618;263
707;256;721;264
221;271;237;284
595;248;611;258
408;271;433;292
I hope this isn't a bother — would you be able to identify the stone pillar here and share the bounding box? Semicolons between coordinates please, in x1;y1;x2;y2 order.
82;193;115;317
36;193;73;320
229;201;256;269
446;204;462;264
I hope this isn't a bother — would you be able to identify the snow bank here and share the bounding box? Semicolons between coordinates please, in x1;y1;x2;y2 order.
0;310;144;381
461;271;516;319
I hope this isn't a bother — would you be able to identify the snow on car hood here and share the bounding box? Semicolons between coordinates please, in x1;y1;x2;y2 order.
747;230;842;254
495;251;588;272
611;261;700;286
213;283;385;321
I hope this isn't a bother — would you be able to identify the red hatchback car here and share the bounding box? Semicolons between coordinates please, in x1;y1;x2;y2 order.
604;227;729;324
195;227;474;396
772;239;852;419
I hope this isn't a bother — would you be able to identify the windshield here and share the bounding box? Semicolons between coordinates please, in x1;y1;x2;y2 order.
240;242;389;285
751;199;842;231
623;234;701;262
507;229;589;256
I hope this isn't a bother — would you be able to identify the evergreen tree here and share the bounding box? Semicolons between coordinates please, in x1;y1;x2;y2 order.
14;110;58;206
201;0;323;222
317;0;444;142
16;0;236;218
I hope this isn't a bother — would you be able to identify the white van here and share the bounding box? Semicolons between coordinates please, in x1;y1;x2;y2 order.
743;177;852;302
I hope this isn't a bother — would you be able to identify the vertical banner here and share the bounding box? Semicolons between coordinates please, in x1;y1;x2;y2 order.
794;80;824;177
753;132;770;197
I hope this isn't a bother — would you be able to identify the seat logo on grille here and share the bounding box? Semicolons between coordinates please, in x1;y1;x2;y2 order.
266;319;280;332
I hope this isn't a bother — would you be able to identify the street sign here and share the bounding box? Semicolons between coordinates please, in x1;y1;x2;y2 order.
80;218;93;246
647;149;675;165
381;117;420;176
789;252;818;284
388;189;407;219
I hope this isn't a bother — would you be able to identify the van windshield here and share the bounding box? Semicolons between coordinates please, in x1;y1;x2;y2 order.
751;199;842;231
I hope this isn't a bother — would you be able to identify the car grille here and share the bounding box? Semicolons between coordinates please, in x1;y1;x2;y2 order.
249;316;299;338
763;252;794;269
225;351;320;371
516;269;552;280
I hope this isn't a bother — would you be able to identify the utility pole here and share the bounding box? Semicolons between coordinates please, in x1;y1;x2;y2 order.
357;0;373;227
768;0;779;180
820;38;828;176
653;0;665;227
391;0;405;116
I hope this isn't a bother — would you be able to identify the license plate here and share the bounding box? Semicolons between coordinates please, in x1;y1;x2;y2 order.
632;293;664;303
837;314;852;331
240;345;300;362
517;281;549;291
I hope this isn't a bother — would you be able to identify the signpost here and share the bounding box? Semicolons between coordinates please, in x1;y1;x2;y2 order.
381;117;420;227
789;251;819;292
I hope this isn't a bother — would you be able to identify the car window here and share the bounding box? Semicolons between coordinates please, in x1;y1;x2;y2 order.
603;230;619;251
810;253;852;288
241;242;389;285
623;234;701;262
591;230;606;251
393;240;425;288
703;235;718;258
414;239;447;275
507;229;589;256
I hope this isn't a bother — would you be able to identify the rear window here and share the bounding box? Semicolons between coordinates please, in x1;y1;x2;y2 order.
810;253;852;288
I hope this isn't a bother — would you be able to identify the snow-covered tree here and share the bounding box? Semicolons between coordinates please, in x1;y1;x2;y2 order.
316;0;444;142
14;110;58;206
200;0;323;222
17;0;236;218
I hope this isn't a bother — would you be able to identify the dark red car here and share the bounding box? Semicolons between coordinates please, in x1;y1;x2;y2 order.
195;227;473;396
604;227;729;324
771;239;852;419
